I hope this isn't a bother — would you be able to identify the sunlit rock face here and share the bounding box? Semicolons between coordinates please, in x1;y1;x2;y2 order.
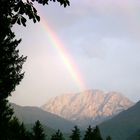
42;90;134;127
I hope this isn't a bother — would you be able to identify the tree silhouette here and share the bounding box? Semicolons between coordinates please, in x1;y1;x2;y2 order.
0;100;13;140
0;1;27;99
32;120;46;140
9;117;22;140
19;123;31;140
0;28;27;99
92;126;103;140
0;0;69;139
0;0;70;99
0;0;70;28
70;126;81;140
51;129;65;140
8;117;31;140
83;125;94;140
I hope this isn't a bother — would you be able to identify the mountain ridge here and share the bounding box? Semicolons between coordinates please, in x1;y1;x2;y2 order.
99;101;140;140
42;89;134;127
11;103;75;132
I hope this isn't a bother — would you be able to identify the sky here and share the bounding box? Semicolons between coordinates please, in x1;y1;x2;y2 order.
10;0;140;106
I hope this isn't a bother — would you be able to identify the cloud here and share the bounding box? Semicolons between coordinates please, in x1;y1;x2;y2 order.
70;0;140;13
10;0;140;106
79;37;126;58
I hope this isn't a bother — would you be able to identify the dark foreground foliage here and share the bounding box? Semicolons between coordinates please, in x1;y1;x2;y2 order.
0;0;69;139
0;0;69;99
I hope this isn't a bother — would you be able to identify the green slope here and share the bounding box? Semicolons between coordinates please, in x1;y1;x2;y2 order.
127;129;140;140
11;103;75;132
99;101;140;140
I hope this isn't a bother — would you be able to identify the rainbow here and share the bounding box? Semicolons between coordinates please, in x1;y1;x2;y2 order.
39;17;86;91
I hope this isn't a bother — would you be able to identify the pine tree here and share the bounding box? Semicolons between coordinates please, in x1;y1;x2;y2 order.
0;101;30;140
0;100;13;140
19;123;31;140
9;117;21;140
83;125;94;140
92;126;103;140
32;120;46;140
51;129;64;140
0;30;27;99
70;126;81;140
8;117;31;140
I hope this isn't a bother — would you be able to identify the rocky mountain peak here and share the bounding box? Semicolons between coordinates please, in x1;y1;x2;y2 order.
42;89;134;127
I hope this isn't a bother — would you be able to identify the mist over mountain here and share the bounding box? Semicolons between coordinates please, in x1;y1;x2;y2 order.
42;89;133;127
